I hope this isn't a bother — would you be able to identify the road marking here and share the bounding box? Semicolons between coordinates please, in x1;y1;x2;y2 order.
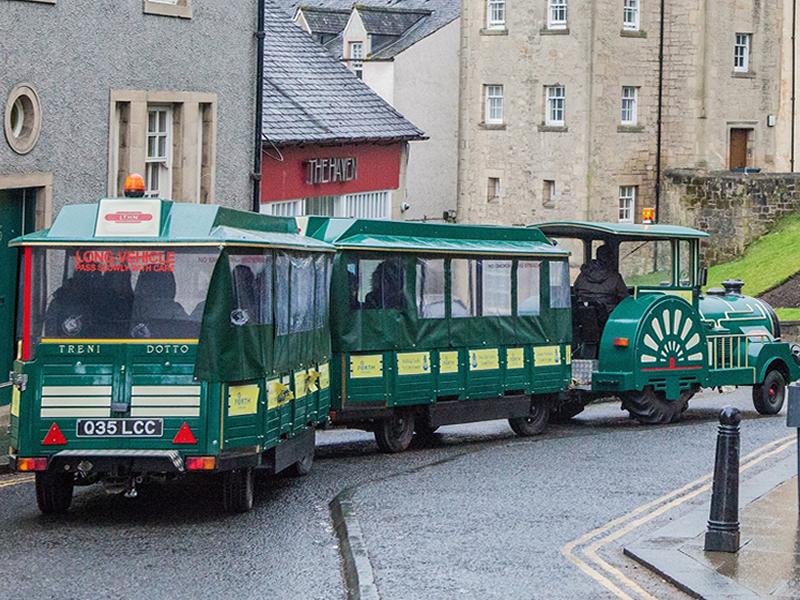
0;475;34;489
563;434;795;600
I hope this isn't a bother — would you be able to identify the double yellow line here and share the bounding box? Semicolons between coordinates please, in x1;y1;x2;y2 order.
0;475;34;489
562;434;796;600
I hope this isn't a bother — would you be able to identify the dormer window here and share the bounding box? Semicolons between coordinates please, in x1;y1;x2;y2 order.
349;41;364;79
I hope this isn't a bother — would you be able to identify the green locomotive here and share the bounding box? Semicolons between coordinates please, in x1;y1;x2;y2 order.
538;222;800;424
305;217;572;452
7;198;333;513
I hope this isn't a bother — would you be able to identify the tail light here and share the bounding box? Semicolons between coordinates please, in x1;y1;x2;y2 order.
186;456;216;471
17;457;47;472
613;337;630;348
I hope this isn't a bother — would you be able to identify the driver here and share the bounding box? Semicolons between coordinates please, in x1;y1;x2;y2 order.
574;244;629;318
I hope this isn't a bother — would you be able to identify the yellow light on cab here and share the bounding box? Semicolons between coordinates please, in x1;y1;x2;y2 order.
123;173;146;198
642;208;656;224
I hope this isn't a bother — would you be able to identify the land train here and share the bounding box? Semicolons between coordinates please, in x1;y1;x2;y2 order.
7;198;799;513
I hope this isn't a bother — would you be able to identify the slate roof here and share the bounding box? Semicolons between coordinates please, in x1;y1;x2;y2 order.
299;6;350;34
286;0;460;59
263;0;426;146
358;6;430;36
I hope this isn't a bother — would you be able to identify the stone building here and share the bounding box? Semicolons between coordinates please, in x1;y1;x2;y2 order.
0;0;259;402
277;0;461;222
456;0;792;227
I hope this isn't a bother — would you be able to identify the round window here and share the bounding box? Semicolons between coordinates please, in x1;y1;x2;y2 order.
4;84;42;155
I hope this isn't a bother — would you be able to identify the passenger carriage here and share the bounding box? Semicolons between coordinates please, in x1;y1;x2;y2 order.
7;196;334;513
536;221;800;424
305;217;572;452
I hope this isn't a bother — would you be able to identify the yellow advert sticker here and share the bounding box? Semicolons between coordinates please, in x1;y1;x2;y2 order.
294;370;308;398
350;355;383;379
319;362;330;389
228;384;259;417
11;386;20;417
565;345;572;365
267;377;293;410
440;351;459;374
534;346;562;367
469;348;499;371
397;352;431;376
507;348;525;370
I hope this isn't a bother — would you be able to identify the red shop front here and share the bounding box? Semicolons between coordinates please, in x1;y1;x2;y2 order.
261;142;404;218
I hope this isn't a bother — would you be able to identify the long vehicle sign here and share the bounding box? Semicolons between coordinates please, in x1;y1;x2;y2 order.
76;419;163;438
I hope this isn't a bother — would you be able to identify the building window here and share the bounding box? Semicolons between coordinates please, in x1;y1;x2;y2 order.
621;86;638;125
545;85;565;126
349;42;364;79
143;0;192;19
487;0;506;29
145;106;172;198
547;0;567;30
4;84;42;155
263;191;390;219
542;180;556;208
622;0;639;30
487;177;501;201
619;186;637;223
734;33;751;72
484;85;504;125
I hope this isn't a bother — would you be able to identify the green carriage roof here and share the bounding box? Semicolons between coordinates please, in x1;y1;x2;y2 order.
534;221;709;240
303;217;570;257
10;199;334;251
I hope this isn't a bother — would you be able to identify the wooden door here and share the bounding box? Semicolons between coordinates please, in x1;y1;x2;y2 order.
729;129;749;169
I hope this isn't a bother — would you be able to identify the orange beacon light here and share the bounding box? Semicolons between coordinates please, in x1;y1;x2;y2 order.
123;173;146;198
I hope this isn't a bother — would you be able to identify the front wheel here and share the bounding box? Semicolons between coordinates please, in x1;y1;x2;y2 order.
753;369;787;415
623;387;693;425
223;467;254;513
374;411;415;453
509;402;550;437
35;471;74;514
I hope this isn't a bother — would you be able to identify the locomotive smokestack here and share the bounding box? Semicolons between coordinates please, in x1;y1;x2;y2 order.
722;279;745;296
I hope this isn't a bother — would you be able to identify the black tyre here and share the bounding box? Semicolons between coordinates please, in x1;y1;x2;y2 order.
288;446;315;477
622;386;692;425
35;471;74;514
509;402;550;437
374;411;415;453
548;402;585;423
222;467;254;513
753;368;787;415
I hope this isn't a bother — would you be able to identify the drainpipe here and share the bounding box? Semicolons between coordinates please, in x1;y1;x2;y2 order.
792;0;797;171
252;0;266;212
655;0;666;222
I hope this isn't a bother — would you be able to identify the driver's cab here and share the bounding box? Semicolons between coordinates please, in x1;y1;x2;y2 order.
535;222;708;360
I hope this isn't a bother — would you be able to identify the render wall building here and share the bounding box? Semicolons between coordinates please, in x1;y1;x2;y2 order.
457;0;793;227
280;0;460;222
0;0;259;403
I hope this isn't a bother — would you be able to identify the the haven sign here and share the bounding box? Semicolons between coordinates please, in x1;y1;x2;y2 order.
304;157;358;185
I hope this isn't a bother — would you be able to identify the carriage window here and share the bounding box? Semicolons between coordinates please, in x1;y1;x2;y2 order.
450;258;477;318
482;260;512;316
29;247;219;348
678;240;692;286
229;252;272;327
549;261;570;308
517;261;541;316
357;256;406;310
314;254;331;328
618;240;673;287
416;258;446;318
276;254;290;335
290;254;315;333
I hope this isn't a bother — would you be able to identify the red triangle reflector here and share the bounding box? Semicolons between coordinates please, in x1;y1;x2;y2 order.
42;422;67;446
172;422;197;445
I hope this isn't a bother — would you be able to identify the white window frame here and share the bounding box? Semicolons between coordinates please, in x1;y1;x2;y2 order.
547;0;567;30
618;186;637;223
487;177;501;201
484;84;504;125
543;180;556;207
621;86;638;126
486;0;506;29
734;33;751;73
622;0;639;31
545;85;565;126
349;41;364;79
145;105;172;198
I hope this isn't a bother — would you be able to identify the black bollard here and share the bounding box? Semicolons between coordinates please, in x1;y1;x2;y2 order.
704;406;741;553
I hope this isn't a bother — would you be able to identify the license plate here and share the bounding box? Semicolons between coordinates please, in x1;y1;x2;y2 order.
76;419;163;438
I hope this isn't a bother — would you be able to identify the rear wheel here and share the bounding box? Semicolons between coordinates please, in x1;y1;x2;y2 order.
374;411;415;453
35;471;74;514
509;402;550;437
222;467;254;513
623;387;693;425
753;368;787;415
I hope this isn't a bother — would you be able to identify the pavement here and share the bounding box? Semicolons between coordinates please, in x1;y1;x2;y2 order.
626;454;800;599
